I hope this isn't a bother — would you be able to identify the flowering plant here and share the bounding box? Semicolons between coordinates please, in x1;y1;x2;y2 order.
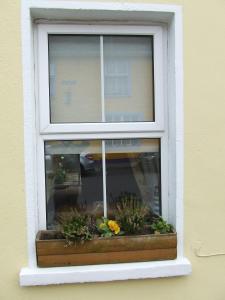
97;218;121;237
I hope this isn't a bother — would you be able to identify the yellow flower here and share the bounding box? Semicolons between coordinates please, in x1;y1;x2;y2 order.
108;220;120;235
114;226;120;235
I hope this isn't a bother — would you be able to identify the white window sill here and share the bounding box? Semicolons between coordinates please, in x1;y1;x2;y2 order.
20;258;191;286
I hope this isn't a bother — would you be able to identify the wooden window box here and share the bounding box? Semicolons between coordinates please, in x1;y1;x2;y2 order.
36;230;177;267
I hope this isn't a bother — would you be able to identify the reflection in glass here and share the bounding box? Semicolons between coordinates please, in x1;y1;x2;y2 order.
49;35;101;123
105;139;160;217
48;35;154;124
44;139;161;228
45;140;103;229
104;36;154;122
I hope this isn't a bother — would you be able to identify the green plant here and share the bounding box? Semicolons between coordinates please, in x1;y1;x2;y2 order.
54;156;66;184
150;217;174;234
96;217;121;237
60;211;94;246
115;192;150;234
54;167;66;184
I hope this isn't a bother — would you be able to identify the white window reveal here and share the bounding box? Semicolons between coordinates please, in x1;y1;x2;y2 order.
20;1;191;286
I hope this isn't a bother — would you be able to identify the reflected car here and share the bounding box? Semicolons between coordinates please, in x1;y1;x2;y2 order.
80;153;96;175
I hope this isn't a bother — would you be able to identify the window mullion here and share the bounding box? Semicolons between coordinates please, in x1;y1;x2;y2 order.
100;35;107;217
102;140;107;217
100;35;105;122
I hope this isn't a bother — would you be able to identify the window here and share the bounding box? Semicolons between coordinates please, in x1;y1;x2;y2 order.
20;2;191;286
45;139;161;229
104;58;131;98
37;24;166;230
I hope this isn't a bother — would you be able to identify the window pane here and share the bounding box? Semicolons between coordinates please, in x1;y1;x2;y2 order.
105;139;160;217
104;36;154;122
45;140;103;229
49;35;102;123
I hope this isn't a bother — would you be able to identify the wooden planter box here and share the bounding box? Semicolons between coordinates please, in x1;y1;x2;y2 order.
36;230;177;267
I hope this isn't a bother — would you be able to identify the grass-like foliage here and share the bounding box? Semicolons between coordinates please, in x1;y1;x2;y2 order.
115;192;150;234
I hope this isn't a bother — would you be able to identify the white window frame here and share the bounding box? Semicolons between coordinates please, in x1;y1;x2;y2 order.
20;0;191;286
38;24;164;133
37;24;167;229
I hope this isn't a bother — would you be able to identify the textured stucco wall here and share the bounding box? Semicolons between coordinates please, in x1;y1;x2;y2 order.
0;0;225;299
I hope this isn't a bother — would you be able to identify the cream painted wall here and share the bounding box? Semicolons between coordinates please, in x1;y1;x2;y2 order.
0;0;225;299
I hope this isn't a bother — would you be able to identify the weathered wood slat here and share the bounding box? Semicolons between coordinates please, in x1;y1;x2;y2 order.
36;230;177;267
36;233;177;255
37;248;177;267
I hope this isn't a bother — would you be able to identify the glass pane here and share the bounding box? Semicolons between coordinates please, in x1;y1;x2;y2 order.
105;139;160;217
49;35;102;123
45;140;103;229
104;36;154;122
